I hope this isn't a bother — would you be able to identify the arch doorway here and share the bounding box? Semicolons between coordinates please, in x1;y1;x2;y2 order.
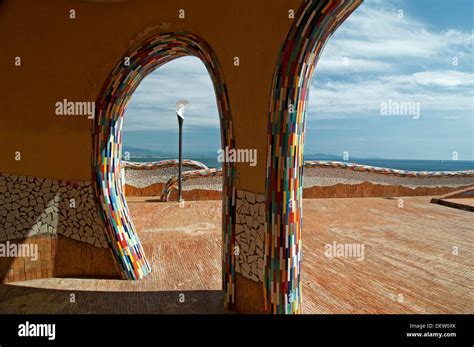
92;32;237;307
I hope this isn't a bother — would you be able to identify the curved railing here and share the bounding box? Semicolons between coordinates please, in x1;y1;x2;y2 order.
160;168;222;202
304;160;474;178
129;159;473;202
123;159;208;170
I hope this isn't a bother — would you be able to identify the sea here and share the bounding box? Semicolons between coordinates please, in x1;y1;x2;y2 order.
128;157;474;172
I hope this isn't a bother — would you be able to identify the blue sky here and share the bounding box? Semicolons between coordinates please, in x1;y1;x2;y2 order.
123;0;474;160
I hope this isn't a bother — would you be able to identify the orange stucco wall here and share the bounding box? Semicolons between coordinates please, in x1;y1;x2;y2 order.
0;0;302;194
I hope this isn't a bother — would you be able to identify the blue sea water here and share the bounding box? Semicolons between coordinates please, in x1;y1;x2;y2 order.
129;157;474;172
307;158;474;172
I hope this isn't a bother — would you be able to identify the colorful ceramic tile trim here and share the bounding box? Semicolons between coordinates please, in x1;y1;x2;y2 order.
123;159;208;171
265;0;362;314
161;168;223;201
304;160;474;178
93;32;237;305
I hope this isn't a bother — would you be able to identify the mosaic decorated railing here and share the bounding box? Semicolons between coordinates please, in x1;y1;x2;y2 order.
304;160;474;178
161;168;223;202
123;159;208;171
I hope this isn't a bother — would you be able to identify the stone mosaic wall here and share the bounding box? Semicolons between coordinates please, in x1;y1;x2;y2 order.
235;190;265;283
124;160;208;189
0;173;108;248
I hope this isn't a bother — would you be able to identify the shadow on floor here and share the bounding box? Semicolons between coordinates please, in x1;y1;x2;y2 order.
0;284;227;314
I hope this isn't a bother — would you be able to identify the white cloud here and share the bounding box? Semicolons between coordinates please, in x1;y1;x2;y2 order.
317;57;391;73
310;73;474;118
123;1;474;134
310;1;474;120
412;70;474;87
123;56;219;131
317;3;473;74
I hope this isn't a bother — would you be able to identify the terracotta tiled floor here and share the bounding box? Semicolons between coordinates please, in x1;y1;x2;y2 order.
0;197;472;314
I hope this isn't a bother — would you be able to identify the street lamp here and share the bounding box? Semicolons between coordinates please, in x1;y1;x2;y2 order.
176;100;189;203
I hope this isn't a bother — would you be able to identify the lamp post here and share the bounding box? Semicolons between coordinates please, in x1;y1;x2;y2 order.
176;100;188;203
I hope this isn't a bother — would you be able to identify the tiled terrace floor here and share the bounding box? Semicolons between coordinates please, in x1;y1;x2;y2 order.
1;197;472;314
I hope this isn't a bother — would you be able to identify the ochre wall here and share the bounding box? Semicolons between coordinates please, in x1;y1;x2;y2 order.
0;0;306;312
0;0;301;193
0;234;120;283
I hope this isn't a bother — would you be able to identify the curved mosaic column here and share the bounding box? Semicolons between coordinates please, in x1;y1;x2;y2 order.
264;0;362;313
93;32;237;305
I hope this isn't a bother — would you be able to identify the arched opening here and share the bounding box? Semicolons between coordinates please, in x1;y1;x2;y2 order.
92;32;237;307
300;0;474;314
120;56;224;294
265;0;362;314
266;0;473;314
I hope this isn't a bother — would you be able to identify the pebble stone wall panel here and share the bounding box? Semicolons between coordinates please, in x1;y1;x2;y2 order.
265;0;362;314
0;173;108;248
234;190;265;283
93;32;237;306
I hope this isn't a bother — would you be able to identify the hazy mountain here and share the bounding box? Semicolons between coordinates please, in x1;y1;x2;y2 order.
122;146;382;160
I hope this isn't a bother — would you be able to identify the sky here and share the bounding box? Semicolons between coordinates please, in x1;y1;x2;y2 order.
123;0;474;160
